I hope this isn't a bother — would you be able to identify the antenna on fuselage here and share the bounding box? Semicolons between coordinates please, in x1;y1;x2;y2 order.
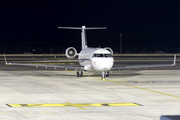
58;26;106;49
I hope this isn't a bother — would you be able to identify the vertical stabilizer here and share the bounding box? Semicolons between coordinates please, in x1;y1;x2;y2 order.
81;26;106;49
81;26;87;49
58;26;106;50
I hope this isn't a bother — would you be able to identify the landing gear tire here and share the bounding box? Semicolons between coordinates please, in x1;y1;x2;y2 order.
106;71;109;77
77;71;83;77
77;71;80;77
80;71;83;77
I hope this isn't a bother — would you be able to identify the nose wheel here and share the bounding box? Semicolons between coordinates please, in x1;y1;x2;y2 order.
77;71;83;77
106;71;109;77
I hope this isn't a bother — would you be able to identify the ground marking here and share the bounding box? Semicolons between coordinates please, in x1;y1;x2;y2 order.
0;112;6;114
105;79;180;99
7;102;140;109
67;70;180;99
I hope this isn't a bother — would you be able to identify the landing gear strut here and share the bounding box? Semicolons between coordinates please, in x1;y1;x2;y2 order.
101;71;109;80
77;71;83;77
80;71;83;77
101;71;106;80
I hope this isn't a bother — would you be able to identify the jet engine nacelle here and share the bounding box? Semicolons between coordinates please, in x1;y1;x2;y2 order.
104;47;113;55
65;47;77;59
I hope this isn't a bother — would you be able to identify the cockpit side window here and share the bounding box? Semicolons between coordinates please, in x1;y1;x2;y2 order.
92;54;96;57
104;54;113;57
92;54;103;57
97;54;104;57
92;54;112;57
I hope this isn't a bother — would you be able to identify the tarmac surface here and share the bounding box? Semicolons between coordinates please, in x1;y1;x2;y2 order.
0;58;180;120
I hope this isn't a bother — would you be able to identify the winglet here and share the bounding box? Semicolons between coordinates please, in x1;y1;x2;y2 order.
173;55;176;66
4;53;8;65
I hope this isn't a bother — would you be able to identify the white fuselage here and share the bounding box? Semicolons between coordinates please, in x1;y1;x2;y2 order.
78;48;114;72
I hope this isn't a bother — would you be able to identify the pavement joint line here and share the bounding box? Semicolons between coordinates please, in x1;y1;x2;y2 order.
67;70;180;99
67;70;101;82
66;70;180;99
76;106;87;110
0;112;6;114
105;79;180;99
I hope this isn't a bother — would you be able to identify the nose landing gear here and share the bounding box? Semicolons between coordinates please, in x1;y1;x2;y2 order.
101;71;109;80
77;71;83;77
101;71;106;80
106;71;109;77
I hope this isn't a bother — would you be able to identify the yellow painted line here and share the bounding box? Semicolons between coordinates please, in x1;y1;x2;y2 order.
65;101;86;110
0;112;6;114
40;111;46;114
7;103;140;108
76;106;86;110
67;70;74;73
105;79;180;99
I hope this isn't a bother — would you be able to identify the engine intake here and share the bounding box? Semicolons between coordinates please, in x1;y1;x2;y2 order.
104;47;113;55
65;47;77;59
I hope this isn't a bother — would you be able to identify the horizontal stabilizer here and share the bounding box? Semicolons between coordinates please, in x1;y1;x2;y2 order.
58;26;106;49
58;26;106;30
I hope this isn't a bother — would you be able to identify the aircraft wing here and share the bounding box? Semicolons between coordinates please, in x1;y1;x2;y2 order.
4;54;84;70
7;63;84;69
111;55;176;70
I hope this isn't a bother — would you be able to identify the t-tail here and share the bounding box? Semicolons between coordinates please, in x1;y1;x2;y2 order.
58;26;106;49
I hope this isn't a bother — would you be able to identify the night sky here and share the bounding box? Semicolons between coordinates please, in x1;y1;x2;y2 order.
1;1;180;53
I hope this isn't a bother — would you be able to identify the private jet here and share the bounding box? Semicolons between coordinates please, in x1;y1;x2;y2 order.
4;26;176;80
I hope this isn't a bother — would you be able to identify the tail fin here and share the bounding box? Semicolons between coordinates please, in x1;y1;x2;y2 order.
173;55;176;66
58;26;106;49
4;53;8;65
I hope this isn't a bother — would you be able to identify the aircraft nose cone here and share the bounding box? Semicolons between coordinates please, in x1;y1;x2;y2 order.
102;64;111;70
92;58;114;71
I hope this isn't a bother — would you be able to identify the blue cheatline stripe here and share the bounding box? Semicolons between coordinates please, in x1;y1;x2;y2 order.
79;59;90;63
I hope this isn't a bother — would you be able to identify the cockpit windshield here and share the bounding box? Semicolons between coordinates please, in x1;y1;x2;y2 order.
104;54;113;57
92;54;112;57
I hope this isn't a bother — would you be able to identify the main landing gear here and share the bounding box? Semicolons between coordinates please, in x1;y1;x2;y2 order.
77;71;83;77
101;71;109;80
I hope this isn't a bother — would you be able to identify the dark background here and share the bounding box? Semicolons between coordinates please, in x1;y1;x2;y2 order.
1;1;180;54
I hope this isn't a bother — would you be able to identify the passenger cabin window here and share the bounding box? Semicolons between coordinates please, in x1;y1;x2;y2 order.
92;54;112;57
